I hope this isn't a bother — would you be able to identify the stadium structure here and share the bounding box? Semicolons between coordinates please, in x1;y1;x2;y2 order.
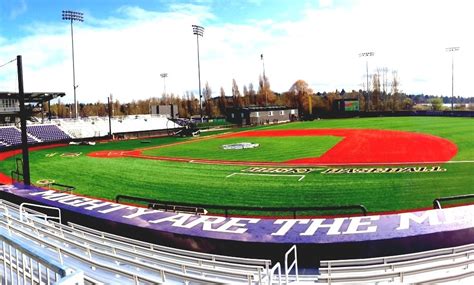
0;91;474;284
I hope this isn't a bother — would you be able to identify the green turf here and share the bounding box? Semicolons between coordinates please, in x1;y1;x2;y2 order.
142;136;342;162
0;116;473;216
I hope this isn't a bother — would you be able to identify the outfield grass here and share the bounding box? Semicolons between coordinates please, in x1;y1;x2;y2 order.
0;116;472;216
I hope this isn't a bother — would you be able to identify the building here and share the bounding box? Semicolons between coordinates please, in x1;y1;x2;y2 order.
0;94;20;124
1;92;65;125
150;104;179;119
226;106;298;125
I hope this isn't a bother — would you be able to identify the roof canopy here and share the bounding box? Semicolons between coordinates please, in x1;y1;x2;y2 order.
0;92;65;103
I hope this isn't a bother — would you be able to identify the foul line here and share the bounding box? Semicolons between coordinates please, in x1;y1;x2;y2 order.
226;173;306;181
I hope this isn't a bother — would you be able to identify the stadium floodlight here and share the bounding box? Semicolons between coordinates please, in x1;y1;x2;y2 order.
446;47;460;112
261;54;267;106
62;10;84;120
160;73;168;95
192;25;204;122
359;51;375;112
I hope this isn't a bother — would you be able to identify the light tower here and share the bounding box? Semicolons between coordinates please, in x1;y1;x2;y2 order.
192;25;204;122
160;73;168;95
62;10;83;120
446;47;460;111
261;54;267;106
359;51;374;112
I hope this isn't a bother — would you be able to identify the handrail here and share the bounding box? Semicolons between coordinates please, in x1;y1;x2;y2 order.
68;222;271;267
269;262;282;285
285;245;298;284
318;258;474;284
19;202;62;224
46;220;267;276
6;217;261;284
320;243;474;267
117;194;368;217
0;232;76;283
10;170;23;183
320;249;474;275
433;194;474;209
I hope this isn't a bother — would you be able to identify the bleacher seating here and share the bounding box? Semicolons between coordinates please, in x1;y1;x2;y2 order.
1;198;473;284
0;199;283;284
54;115;181;138
0;141;8;149
318;245;474;284
26;124;71;142
0;126;38;146
0;116;181;146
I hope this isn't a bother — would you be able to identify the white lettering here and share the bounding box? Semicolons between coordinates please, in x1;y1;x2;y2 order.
300;218;346;236
343;216;380;234
70;199;112;210
149;213;192;225
397;211;441;230
183;216;227;230
271;219;310;236
213;218;260;234
123;207;161;219
56;197;87;206
98;204;130;214
29;190;69;200
150;214;227;231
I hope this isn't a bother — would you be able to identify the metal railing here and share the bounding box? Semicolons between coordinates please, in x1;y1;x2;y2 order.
0;233;82;284
0;200;277;284
117;194;368;217
284;245;299;284
433;194;474;209
319;243;474;284
19;202;62;224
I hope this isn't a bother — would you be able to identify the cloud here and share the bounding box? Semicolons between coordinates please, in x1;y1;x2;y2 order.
9;0;27;19
0;0;472;104
319;0;333;8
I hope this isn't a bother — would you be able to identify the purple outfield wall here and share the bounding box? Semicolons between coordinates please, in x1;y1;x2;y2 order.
1;183;473;266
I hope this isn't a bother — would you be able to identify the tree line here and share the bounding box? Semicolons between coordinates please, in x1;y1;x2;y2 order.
44;70;472;119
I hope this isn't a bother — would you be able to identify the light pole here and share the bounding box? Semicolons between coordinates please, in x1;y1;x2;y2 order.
192;24;204;122
261;54;267;106
62;10;83;120
160;73;168;96
446;47;460;111
359;51;374;112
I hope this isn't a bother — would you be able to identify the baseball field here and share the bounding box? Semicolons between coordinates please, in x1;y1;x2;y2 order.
0;116;472;216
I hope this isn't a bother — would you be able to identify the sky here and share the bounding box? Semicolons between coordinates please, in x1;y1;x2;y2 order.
0;0;472;103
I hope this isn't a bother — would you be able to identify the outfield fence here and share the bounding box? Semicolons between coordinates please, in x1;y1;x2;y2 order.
305;110;474;120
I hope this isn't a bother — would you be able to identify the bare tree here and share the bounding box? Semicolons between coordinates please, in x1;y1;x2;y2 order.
257;75;275;106
203;82;213;117
371;71;381;111
218;87;227;116
248;83;256;105
391;70;401;111
289;80;313;114
232;79;243;107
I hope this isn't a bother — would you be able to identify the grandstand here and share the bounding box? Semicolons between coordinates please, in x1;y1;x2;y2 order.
0;115;182;148
26;124;70;142
48;115;180;139
0;199;287;284
0;197;473;284
0;126;39;146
